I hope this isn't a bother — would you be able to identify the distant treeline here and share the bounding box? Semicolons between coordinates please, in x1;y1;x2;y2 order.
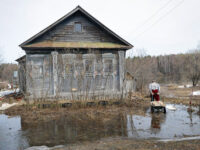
0;63;18;83
126;51;200;91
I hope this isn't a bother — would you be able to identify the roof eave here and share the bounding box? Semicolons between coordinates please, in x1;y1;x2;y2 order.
21;46;132;50
15;55;26;62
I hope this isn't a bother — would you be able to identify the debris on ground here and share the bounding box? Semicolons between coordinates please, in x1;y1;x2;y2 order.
0;89;24;102
3;91;24;101
131;92;144;100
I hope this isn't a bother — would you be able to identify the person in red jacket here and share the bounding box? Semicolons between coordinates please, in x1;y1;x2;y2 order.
149;80;160;101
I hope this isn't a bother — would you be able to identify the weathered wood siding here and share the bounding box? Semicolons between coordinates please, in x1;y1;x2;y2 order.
18;61;26;93
26;54;53;98
31;11;123;44
25;50;124;99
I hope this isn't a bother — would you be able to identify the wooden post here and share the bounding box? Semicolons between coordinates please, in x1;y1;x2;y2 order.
52;51;58;96
118;51;125;93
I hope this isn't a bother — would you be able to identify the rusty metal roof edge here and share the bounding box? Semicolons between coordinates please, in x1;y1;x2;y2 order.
19;5;133;48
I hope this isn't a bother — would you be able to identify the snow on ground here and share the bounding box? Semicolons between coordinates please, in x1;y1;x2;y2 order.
0;89;19;97
25;145;64;150
159;136;200;142
192;91;200;96
166;104;176;111
178;84;193;88
178;85;184;88
0;103;18;111
186;84;193;88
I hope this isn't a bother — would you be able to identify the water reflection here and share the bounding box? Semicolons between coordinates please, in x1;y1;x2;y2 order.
127;104;200;139
0;114;29;150
150;113;166;134
21;112;127;147
1;104;200;150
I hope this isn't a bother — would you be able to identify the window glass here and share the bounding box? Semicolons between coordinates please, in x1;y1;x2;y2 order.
74;22;82;32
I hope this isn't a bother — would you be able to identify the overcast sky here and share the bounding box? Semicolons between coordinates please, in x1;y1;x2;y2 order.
0;0;200;62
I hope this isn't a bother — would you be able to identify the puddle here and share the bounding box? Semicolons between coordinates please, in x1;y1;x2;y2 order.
0;104;200;149
0;114;29;150
127;104;200;139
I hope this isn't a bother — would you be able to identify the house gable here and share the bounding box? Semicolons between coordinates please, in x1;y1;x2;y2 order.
20;6;133;50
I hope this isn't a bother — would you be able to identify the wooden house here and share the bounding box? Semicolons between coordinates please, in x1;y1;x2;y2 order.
16;6;133;100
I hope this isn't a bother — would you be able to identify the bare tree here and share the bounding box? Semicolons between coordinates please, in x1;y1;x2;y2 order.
185;50;200;86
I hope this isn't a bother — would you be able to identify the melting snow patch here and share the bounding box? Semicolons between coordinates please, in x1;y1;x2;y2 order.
186;84;192;88
178;85;192;88
25;146;49;150
0;89;19;97
25;145;64;150
0;103;18;111
159;136;200;142
166;104;176;111
192;91;200;96
178;85;184;88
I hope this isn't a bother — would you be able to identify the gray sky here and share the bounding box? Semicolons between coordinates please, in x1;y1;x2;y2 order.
0;0;200;62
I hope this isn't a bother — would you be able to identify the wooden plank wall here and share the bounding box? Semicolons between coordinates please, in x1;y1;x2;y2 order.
32;12;123;44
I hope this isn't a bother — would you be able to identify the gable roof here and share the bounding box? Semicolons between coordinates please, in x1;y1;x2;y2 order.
19;6;133;49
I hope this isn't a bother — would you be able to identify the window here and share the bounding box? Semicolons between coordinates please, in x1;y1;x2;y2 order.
32;65;43;78
74;22;82;32
85;60;93;73
104;60;113;73
31;57;44;79
65;64;73;74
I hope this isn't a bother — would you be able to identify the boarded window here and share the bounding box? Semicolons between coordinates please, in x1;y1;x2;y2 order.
104;60;113;73
75;62;84;76
85;60;93;73
74;22;82;32
96;57;102;74
95;75;102;89
65;64;73;74
30;57;44;79
32;65;43;78
96;64;102;73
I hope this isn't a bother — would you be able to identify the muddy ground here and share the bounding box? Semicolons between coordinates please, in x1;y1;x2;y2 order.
5;98;149;125
3;85;200;150
51;138;200;150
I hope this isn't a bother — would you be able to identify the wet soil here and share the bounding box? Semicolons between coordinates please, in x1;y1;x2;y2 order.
163;97;200;106
2;90;200;150
2;98;200;150
5;99;149;125
161;84;200;106
52;138;200;150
